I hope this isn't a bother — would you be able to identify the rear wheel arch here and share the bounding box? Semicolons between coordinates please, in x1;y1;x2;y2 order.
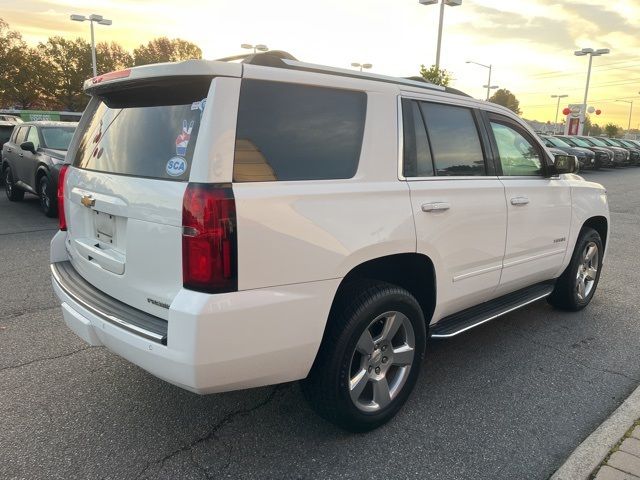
328;253;437;334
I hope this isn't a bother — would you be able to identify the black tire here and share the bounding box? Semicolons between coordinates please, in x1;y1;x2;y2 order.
38;174;57;217
5;166;24;202
548;227;603;311
302;280;426;432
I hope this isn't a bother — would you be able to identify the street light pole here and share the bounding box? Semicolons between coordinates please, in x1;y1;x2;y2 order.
435;0;446;70
574;47;610;135
551;94;569;134
466;61;497;100
70;14;112;77
90;20;96;77
419;0;462;70
616;99;634;131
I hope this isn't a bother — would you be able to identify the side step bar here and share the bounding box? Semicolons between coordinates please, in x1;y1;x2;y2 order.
430;282;555;338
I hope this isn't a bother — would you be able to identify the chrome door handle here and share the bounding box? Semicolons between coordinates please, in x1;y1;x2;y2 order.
422;202;450;212
510;196;530;206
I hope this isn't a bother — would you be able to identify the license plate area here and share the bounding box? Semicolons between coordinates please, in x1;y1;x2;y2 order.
94;210;116;245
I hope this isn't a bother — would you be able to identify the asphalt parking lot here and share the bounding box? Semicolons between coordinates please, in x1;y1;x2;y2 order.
1;168;639;480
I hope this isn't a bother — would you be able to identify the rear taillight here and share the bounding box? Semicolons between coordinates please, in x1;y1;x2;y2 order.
57;165;69;231
182;183;237;294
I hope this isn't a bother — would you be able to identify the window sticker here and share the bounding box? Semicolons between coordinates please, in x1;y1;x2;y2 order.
191;98;207;113
166;156;187;177
176;120;194;156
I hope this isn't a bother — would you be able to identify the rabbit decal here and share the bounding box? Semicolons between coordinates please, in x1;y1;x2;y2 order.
175;120;194;156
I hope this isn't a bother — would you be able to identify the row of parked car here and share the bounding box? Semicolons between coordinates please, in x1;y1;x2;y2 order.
0;119;77;216
540;133;640;169
0;114;638;221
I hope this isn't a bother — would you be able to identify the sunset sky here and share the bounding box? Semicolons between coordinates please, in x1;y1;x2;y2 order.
2;0;640;127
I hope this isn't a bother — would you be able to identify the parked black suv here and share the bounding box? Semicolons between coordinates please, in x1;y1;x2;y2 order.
540;135;596;169
1;121;76;216
598;137;640;166
555;135;614;168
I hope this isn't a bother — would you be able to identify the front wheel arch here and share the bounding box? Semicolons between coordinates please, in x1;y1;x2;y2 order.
582;216;608;251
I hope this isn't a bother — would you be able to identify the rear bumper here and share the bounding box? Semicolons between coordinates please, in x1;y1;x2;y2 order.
51;255;339;394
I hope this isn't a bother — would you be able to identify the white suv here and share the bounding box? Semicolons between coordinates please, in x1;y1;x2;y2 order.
51;52;610;431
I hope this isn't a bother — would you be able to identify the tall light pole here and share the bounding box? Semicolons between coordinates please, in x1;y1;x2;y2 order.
351;62;372;72
466;61;496;100
616;99;634;132
70;14;112;77
574;47;610;135
551;94;569;134
419;0;462;70
241;44;268;54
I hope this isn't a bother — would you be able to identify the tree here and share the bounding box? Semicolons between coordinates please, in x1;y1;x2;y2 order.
0;18;29;107
133;37;202;66
418;64;452;87
39;37;93;111
96;41;133;74
589;121;603;137
604;123;620;138
4;47;47;109
489;89;522;115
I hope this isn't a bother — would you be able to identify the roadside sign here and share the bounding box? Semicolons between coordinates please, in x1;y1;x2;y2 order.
19;111;61;121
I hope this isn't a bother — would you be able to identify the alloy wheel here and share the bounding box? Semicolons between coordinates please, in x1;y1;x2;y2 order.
40;177;50;211
348;311;415;412
576;241;599;301
5;170;12;197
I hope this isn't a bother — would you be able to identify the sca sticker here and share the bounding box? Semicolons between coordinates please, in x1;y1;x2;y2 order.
166;157;187;177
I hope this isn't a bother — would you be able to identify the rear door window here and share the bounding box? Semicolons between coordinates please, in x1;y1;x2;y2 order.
73;77;212;181
234;80;366;182
419;102;486;176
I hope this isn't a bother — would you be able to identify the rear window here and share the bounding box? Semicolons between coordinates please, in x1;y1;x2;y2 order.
41;127;75;150
234;80;366;182
73;77;212;181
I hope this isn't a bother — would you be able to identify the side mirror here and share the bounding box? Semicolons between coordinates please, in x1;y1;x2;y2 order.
20;141;36;154
550;154;579;175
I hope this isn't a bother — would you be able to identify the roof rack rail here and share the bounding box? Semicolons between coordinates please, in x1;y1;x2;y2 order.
219;51;470;96
404;76;472;98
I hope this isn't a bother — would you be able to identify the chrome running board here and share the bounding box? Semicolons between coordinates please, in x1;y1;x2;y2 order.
430;282;555;338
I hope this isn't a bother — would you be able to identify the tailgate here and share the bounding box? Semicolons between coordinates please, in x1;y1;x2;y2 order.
63;76;215;318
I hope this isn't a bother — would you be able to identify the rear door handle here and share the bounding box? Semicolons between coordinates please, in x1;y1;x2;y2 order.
510;196;530;206
422;201;450;212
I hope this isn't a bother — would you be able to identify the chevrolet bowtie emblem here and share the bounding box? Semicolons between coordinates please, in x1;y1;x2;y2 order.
81;195;95;208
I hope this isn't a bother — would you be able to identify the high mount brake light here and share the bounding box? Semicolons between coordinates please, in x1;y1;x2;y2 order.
91;69;131;84
182;183;238;294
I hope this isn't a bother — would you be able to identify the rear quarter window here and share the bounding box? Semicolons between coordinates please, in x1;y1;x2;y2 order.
233;80;367;182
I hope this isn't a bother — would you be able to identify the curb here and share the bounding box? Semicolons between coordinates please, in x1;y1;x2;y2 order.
551;383;640;480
